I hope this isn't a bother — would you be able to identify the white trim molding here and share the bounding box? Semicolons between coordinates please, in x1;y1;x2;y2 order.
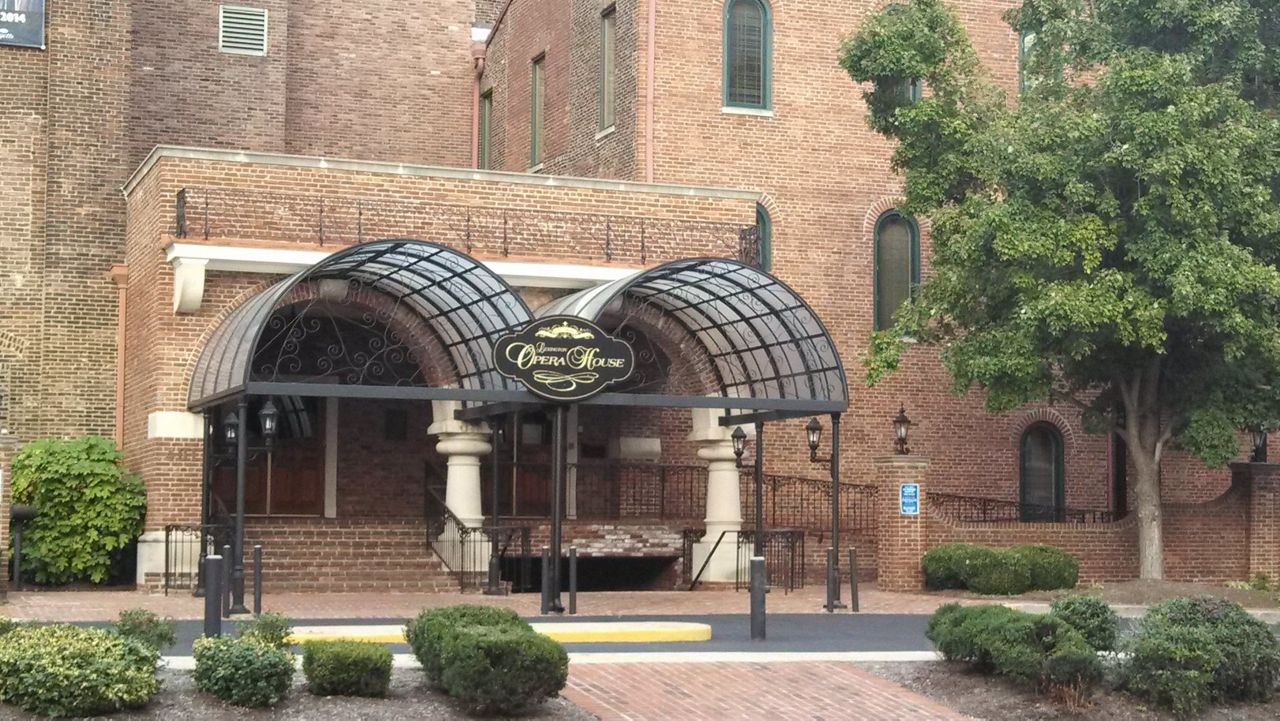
164;242;640;313
147;411;205;439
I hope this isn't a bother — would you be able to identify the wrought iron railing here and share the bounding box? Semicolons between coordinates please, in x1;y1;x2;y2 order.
750;474;878;535
174;187;759;267
485;461;708;521
736;528;806;593
929;492;1117;524
162;523;231;596
425;486;534;592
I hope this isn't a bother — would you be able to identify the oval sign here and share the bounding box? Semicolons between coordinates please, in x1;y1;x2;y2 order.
493;317;635;402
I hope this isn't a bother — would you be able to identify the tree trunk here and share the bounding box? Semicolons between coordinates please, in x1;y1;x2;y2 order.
1131;456;1164;580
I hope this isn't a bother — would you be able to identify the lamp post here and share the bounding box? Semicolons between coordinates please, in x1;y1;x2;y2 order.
486;419;507;595
1252;426;1269;463
893;406;913;455
806;415;845;612
230;399;279;615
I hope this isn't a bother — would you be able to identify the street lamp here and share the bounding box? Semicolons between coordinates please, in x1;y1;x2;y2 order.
1252;426;1268;463
258;399;279;447
804;415;845;612
893;406;913;455
731;426;747;468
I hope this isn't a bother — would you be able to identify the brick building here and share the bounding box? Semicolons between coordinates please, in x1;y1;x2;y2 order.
0;0;1271;597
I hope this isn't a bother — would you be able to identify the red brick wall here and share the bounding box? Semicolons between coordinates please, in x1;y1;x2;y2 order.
336;399;440;519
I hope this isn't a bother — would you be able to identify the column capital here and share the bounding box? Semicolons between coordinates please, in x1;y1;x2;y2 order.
428;399;491;438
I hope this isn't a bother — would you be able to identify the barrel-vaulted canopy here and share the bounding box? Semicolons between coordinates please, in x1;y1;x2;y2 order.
536;258;848;408
188;239;534;409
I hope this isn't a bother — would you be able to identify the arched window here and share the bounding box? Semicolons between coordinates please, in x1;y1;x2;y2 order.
724;0;771;109
873;210;920;330
756;204;772;271
1020;423;1065;521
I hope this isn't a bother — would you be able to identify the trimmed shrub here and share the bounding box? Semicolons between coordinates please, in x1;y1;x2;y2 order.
1049;595;1119;652
1010;545;1079;591
0;624;159;717
405;605;529;685
439;625;568;714
9;436;147;585
1123;624;1220;719
193;636;295;708
0;618;19;637
237;611;293;649
114;609;177;653
925;604;1101;700
922;544;995;590
302;640;393;698
1143;596;1280;703
964;548;1034;595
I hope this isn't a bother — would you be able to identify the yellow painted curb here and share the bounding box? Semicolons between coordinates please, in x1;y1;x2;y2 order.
286;621;712;645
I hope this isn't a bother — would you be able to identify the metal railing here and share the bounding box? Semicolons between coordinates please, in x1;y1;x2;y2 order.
163;523;231;596
174;187;759;267
929;492;1117;524
737;528;806;593
485;461;708;521
752;474;878;534
425;486;534;592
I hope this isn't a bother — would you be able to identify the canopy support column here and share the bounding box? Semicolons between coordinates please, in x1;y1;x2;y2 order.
689;409;744;583
231;397;249;614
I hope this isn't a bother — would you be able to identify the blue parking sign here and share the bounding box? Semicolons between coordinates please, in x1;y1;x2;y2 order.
900;483;920;516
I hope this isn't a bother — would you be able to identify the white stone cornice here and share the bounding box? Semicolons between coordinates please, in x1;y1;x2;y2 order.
164;242;640;313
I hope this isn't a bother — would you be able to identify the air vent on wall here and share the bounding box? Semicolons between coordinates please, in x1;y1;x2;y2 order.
219;6;268;56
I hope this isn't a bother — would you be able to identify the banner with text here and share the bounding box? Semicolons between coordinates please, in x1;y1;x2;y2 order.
0;0;44;49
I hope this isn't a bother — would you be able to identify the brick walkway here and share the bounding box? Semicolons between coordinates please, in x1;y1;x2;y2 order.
564;661;971;721
0;584;954;622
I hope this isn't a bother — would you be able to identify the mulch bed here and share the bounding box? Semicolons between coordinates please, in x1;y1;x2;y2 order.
861;661;1280;720
0;669;594;721
931;579;1279;610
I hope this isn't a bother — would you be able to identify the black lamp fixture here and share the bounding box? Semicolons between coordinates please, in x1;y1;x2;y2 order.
805;416;824;463
731;426;747;468
893;405;913;455
222;410;240;446
1252;426;1269;463
258;398;279;447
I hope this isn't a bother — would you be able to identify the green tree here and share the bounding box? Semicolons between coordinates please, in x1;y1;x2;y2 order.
840;0;1280;578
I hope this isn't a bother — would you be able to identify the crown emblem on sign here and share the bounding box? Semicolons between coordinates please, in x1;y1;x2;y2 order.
534;321;596;340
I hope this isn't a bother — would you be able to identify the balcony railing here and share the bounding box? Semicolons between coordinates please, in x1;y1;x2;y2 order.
174;186;760;267
929;492;1117;524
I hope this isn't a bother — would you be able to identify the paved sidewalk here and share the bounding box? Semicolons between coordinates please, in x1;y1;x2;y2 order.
564;661;972;720
1;584;952;622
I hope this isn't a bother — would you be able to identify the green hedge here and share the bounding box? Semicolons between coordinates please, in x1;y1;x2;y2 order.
1136;596;1280;704
0;624;159;717
439;625;569;714
193;636;295;708
1123;623;1221;719
1049;595;1119;652
302;640;392;698
927;603;1101;698
921;543;1079;594
9;436;147;585
114;609;177;653
405;605;529;686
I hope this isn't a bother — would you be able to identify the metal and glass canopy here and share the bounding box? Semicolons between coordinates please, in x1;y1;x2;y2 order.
188;241;847;419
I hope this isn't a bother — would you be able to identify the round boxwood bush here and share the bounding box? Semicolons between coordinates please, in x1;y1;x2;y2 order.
439;625;568;714
405;604;529;685
193;636;295;708
0;624;159;717
964;548;1034;595
1143;596;1280;703
237;611;293;649
114;609;177;653
302;640;392;698
1122;623;1221;719
1049;595;1119;652
1010;545;1079;591
922;544;995;590
9;436;147;585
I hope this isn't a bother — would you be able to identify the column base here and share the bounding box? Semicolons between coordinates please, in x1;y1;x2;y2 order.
690;532;743;584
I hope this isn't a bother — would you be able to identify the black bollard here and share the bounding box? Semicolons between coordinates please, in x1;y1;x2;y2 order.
11;522;23;592
848;547;860;613
221;544;232;619
204;555;224;638
540;546;551;615
252;545;263;616
568;547;578;616
750;556;766;640
825;546;837;612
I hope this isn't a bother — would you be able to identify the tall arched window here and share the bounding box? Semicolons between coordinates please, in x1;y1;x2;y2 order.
1020;423;1065;521
756;204;772;270
873;210;920;330
724;0;771;109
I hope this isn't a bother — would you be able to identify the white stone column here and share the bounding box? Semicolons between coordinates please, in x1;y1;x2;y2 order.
428;400;492;529
689;408;747;583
